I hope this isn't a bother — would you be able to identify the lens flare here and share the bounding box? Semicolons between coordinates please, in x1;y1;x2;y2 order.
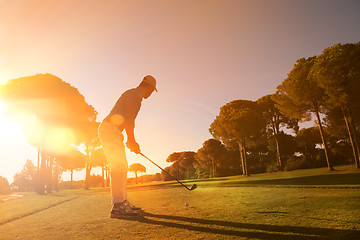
110;114;124;125
45;127;76;154
21;114;45;146
16;113;76;154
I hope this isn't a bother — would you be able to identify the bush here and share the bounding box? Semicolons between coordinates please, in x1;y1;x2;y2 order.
87;174;105;187
11;160;37;192
59;180;84;189
284;155;312;171
0;176;11;194
266;161;281;173
330;142;353;166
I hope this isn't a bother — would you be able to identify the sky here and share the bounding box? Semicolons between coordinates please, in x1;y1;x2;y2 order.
0;0;359;183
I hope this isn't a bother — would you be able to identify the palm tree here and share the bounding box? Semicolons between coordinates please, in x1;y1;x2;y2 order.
129;163;146;184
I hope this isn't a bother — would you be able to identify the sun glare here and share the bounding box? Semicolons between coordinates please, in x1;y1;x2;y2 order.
19;113;76;154
46;127;76;154
0;101;77;156
0;102;26;146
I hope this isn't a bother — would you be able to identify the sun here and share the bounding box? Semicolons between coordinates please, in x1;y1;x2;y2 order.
0;101;32;182
0;102;26;146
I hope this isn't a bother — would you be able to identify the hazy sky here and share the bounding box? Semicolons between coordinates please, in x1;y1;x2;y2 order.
0;0;360;182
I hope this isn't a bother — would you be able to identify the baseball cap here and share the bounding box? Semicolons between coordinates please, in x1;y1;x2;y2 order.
142;75;158;92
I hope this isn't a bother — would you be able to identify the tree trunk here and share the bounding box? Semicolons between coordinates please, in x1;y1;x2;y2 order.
37;151;46;194
238;142;245;175
85;164;92;190
106;168;110;187
314;110;334;171
347;105;360;168
351;128;360;168
46;156;53;193
71;169;74;189
341;104;360;168
242;139;249;176
274;134;282;170
211;158;215;178
272;118;283;170
135;172;138;184
238;140;249;176
53;161;59;192
36;148;41;193
213;160;216;178
236;150;242;175
85;145;91;190
102;166;105;187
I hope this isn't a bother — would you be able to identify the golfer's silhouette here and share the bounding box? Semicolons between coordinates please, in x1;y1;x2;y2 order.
98;75;157;218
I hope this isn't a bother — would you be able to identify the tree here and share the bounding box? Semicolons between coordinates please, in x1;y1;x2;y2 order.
82;121;101;190
210;100;266;176
0;74;97;150
178;151;197;179
11;160;37;191
161;166;173;181
165;151;198;180
273;57;334;171
56;149;86;188
153;173;162;181
195;139;219;178
311;42;360;168
295;127;322;166
323;107;354;165
129;163;146;184
91;147;108;187
0;73;98;193
0;176;11;194
257;94;298;170
87;174;105;187
267;132;296;171
166;152;182;180
164;151;198;180
195;139;234;178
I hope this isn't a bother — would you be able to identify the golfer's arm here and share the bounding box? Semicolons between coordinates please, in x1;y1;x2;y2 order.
125;122;136;143
124;97;141;143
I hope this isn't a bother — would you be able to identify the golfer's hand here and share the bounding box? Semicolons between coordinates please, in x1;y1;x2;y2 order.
126;140;140;154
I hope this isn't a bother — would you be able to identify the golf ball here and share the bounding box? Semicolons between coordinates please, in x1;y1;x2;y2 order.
185;202;189;207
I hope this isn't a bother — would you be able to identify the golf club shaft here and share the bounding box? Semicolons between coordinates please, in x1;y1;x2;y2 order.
138;152;192;190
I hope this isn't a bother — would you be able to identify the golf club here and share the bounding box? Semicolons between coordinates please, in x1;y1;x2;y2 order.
139;152;197;191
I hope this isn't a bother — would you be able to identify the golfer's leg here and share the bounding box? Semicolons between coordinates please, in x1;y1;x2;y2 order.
122;163;128;202
108;146;128;204
98;122;128;204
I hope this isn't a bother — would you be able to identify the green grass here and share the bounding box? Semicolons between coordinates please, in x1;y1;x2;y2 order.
1;165;359;240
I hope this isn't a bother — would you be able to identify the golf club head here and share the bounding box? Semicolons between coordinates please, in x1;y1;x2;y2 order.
190;184;197;190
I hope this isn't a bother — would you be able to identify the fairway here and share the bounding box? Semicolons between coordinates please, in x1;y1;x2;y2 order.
1;166;360;240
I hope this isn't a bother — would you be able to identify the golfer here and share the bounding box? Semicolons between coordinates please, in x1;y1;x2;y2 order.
98;75;157;218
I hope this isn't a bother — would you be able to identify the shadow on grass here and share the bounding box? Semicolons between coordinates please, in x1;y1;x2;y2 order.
120;212;360;239
218;173;360;187
127;181;199;191
127;172;360;192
